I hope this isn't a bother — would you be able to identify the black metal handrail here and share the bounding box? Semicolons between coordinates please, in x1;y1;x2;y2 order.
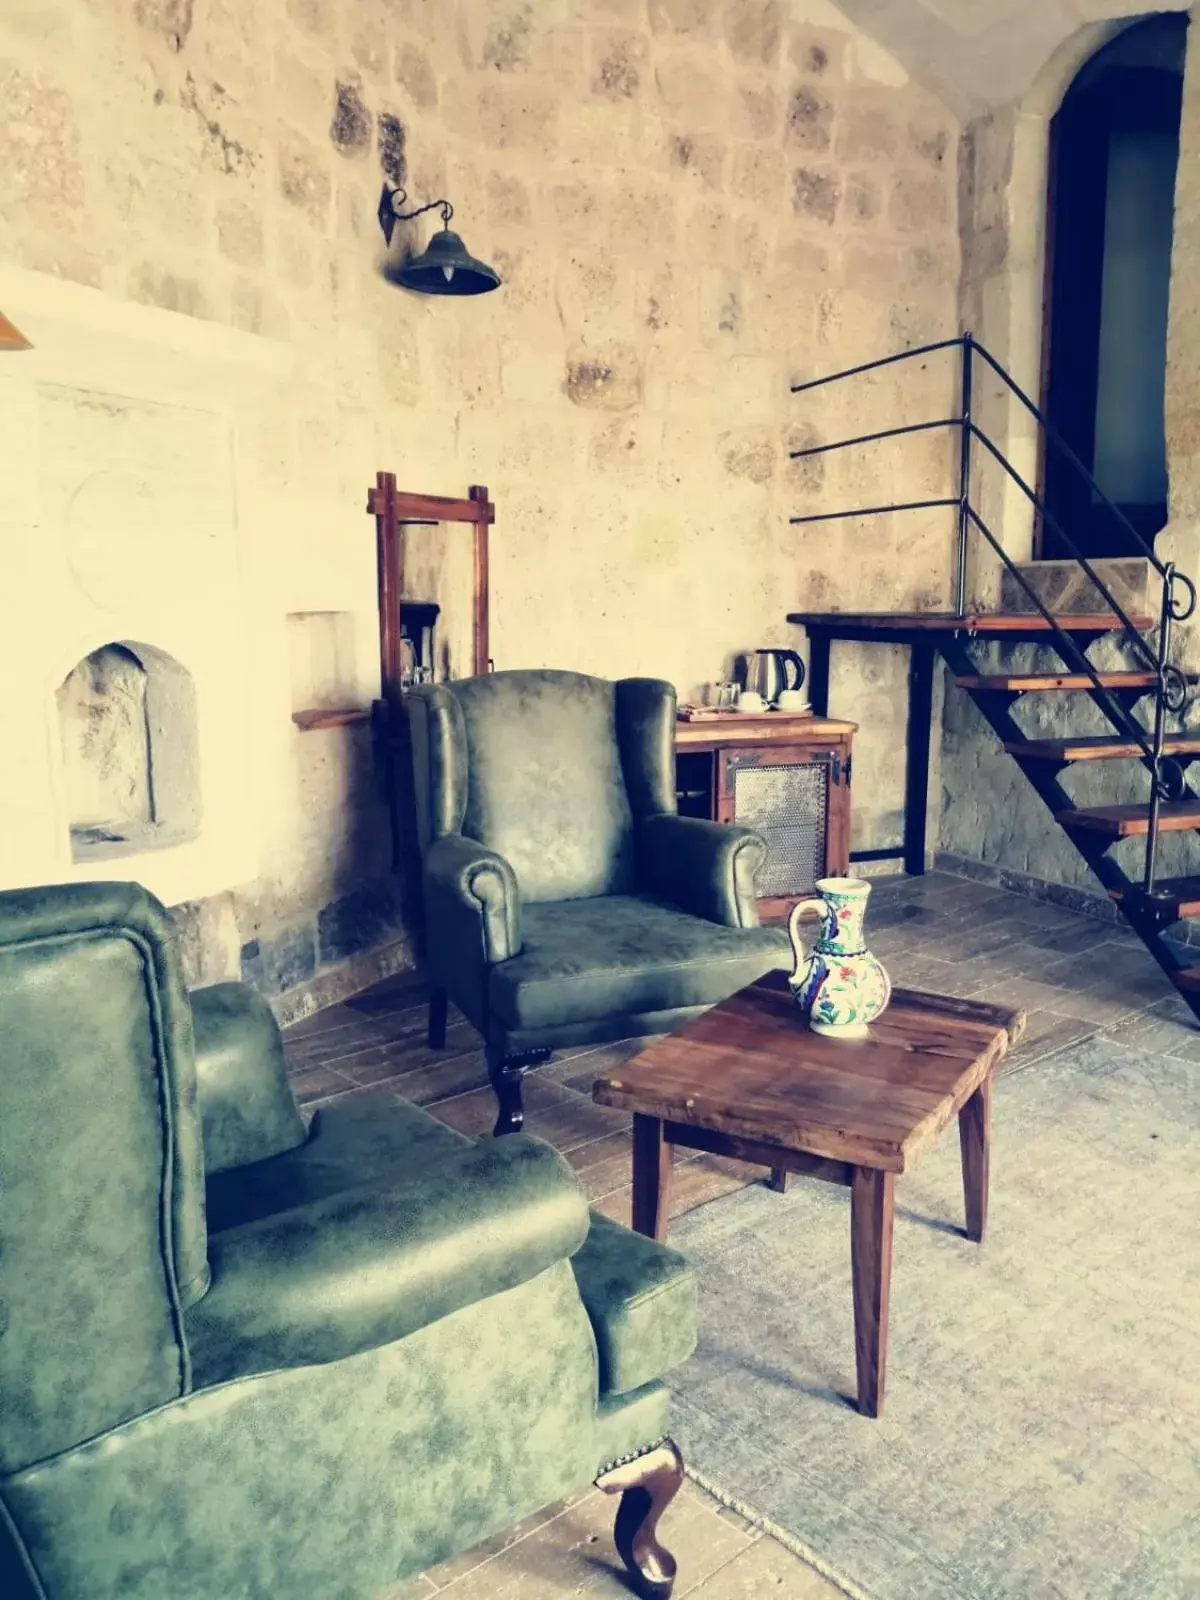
966;423;1160;676
791;417;961;457
789;333;1197;622
970;339;1196;615
789;497;958;525
789;330;1196;895
790;336;966;394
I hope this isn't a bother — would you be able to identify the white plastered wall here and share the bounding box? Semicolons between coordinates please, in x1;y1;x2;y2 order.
0;263;299;906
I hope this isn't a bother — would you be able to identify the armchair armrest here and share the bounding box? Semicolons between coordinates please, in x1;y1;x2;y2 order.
191;982;307;1176
637;813;765;928
187;1133;589;1385
425;832;522;964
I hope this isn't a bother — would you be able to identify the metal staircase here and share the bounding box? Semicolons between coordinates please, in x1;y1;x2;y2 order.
786;333;1200;1021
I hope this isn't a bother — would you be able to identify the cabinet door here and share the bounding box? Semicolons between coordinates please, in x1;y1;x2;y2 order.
717;743;849;897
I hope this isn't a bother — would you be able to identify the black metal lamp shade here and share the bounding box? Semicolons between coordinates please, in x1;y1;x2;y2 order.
378;184;500;298
398;228;501;296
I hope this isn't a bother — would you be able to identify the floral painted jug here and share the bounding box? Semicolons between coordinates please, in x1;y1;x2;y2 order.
788;877;892;1039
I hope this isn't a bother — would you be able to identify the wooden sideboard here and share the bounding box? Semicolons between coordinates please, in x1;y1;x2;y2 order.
674;713;856;921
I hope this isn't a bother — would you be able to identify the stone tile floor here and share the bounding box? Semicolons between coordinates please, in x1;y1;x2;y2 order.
282;869;1192;1599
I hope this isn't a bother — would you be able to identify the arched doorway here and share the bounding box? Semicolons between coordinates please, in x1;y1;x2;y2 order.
1040;12;1188;559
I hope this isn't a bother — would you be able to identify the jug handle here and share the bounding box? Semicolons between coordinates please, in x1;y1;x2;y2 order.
787;896;826;980
780;649;806;692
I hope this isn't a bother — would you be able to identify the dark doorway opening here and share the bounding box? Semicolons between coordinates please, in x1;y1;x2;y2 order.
1040;13;1187;559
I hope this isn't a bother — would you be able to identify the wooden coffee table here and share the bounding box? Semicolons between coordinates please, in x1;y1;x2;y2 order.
592;970;1024;1418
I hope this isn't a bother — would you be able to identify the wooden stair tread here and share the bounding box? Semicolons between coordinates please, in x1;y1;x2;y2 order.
1054;801;1200;837
956;671;1162;691
790;610;1152;635
1172;967;1200;991
1111;878;1200;918
1004;733;1200;761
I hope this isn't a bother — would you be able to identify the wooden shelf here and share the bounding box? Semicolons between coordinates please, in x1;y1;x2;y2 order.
676;714;855;749
292;706;372;730
790;610;1152;635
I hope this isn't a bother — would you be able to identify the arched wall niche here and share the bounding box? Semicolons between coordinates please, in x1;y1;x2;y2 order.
56;639;201;862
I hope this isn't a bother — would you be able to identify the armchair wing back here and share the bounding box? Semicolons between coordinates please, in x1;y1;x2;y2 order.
0;881;208;1474
408;670;677;902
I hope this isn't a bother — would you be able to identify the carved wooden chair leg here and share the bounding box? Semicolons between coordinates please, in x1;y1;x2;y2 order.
485;1046;553;1137
486;1044;525;1136
427;987;448;1050
596;1439;684;1600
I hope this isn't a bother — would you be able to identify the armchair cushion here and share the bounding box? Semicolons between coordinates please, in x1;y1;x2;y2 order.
637;813;766;928
488;894;788;1033
571;1213;697;1396
204;1091;470;1231
8;1260;604;1600
191;982;307;1176
188;1096;590;1384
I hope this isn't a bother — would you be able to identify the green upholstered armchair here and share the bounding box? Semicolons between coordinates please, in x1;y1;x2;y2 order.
0;881;697;1600
406;670;788;1134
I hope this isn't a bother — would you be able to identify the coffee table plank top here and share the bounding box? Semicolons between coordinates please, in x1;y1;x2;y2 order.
593;972;1024;1174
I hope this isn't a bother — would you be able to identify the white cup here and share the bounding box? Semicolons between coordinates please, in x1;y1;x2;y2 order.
736;690;766;713
776;689;810;712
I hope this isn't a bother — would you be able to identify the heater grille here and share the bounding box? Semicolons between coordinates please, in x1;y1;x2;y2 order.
731;759;830;897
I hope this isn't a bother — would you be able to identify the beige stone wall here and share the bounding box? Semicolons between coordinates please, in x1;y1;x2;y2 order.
1162;8;1200;569
0;0;960;1000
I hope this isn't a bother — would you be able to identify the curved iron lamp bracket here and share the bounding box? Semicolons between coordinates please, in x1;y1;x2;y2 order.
378;184;453;247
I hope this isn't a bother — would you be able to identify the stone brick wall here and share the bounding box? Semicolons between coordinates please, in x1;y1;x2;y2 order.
0;0;959;1009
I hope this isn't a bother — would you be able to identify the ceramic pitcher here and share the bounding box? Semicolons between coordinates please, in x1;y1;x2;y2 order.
788;877;892;1039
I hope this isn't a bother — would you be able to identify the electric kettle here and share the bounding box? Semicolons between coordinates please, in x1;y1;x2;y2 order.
747;648;806;705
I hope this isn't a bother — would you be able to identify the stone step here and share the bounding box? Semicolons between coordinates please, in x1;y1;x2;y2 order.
1000;557;1153;619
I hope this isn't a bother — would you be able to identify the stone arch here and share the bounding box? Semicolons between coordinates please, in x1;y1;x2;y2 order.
959;12;1179;602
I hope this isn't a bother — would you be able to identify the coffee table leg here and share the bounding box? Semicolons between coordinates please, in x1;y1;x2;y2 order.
632;1114;672;1242
958;1071;992;1244
850;1167;895;1419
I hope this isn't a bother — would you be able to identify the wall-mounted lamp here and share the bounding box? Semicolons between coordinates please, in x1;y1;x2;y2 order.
0;309;32;351
377;184;501;297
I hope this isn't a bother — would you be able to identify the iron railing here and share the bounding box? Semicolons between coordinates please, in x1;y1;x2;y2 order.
789;332;1197;894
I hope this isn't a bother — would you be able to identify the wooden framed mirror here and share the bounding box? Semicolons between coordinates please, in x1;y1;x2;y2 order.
366;471;494;706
